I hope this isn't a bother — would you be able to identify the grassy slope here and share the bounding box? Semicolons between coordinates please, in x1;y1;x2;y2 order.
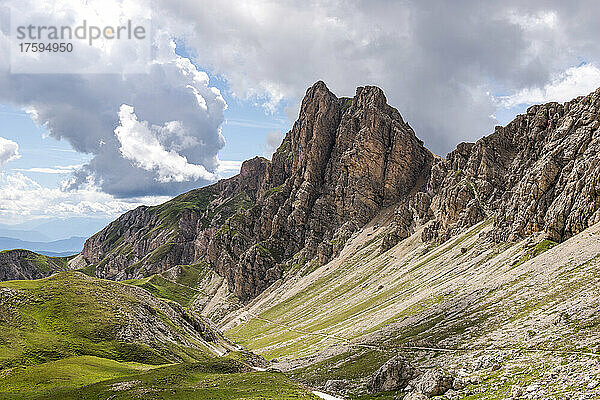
225;221;494;358
0;355;163;394
0;272;210;369
88;186;219;252
123;262;217;306
0;272;319;399
222;220;600;396
85;183;256;283
0;355;318;400
148;186;255;232
122;261;244;325
124;274;201;306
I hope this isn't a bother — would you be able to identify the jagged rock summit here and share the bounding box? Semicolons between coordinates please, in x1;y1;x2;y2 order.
420;88;600;243
81;81;432;302
77;81;600;308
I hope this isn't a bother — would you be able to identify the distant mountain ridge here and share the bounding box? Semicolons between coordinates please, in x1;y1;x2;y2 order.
0;236;86;256
0;228;50;242
0;217;110;242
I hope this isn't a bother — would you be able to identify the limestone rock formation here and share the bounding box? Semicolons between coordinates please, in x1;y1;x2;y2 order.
76;82;600;306
420;88;600;243
81;81;432;302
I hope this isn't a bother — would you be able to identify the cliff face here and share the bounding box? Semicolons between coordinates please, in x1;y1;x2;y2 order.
409;88;600;244
79;82;600;304
82;81;432;302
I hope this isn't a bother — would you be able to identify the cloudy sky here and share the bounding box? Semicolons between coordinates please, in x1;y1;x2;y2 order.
1;0;600;234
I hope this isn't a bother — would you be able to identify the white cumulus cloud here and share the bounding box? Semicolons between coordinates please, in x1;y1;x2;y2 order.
497;64;600;108
115;104;216;183
0;0;227;198
4;0;600;215
216;159;243;176
0;172;169;220
0;137;20;167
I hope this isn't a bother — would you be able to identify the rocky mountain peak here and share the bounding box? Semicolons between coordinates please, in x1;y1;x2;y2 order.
282;81;431;207
262;82;432;258
353;85;388;109
77;82;600;305
238;156;269;192
288;81;341;182
80;81;434;302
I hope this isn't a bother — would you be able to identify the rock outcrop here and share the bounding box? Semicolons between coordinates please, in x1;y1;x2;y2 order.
78;82;600;306
420;89;600;243
0;249;68;281
368;355;418;393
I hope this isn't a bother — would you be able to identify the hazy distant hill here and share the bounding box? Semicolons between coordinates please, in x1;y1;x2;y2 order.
0;227;50;242
0;217;110;243
0;236;86;255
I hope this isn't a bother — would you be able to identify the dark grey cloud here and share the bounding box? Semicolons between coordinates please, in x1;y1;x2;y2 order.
159;0;600;154
1;63;226;197
3;0;600;204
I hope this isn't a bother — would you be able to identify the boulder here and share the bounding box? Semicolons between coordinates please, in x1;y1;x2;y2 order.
407;369;454;397
368;355;418;393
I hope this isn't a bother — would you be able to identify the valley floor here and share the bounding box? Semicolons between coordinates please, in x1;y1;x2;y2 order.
0;355;319;399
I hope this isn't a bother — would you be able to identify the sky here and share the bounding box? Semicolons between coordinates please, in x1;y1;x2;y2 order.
1;0;600;235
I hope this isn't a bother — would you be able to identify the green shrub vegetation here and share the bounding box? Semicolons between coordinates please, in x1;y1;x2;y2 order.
276;138;291;155
146;243;175;264
514;239;558;267
265;185;284;197
173;262;212;288
341;97;353;112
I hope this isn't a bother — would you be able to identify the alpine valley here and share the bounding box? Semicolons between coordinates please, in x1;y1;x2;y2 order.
2;81;600;399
